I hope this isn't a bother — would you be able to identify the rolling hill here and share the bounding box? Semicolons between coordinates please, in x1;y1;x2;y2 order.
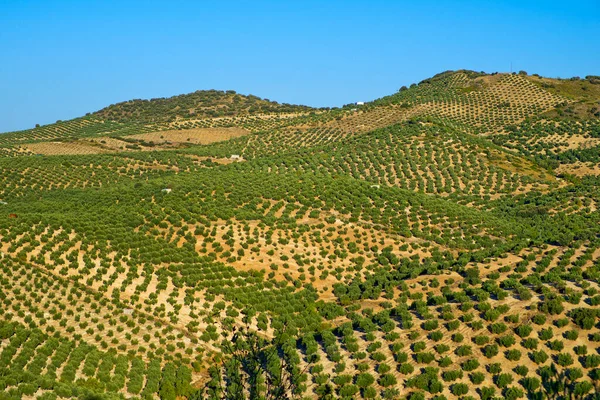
1;70;600;400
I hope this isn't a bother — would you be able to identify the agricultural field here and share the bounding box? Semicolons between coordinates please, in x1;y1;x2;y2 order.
1;70;600;400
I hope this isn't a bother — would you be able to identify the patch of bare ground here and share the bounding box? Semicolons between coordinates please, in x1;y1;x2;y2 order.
24;141;113;155
128;126;249;145
535;133;600;151
184;154;243;165
557;161;600;176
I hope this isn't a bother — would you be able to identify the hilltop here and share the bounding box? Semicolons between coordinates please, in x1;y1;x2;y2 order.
93;89;320;124
1;70;600;400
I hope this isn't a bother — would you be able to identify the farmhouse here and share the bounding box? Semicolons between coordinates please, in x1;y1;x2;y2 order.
230;154;241;160
356;101;365;106
161;188;172;194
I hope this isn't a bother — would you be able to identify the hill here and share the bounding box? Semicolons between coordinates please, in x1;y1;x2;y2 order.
1;70;600;400
93;89;320;124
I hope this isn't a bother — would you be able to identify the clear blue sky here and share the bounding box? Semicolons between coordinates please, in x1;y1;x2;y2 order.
1;0;598;133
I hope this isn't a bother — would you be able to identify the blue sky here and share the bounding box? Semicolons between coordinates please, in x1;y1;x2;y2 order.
1;0;598;132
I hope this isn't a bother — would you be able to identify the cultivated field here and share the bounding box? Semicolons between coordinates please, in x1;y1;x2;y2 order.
1;71;600;400
127;127;250;145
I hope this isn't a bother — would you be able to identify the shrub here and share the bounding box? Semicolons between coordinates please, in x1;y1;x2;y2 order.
565;368;583;381
520;376;540;392
569;308;598;330
494;373;513;388
355;373;374;388
438;356;452;368
554;318;569;328
462;359;479;372
521;338;538;350
515;325;532;338
378;373;397;387
513;365;528;376
539;328;553;340
435;344;449;354
382;388;400;399
537;292;563;313
532;314;547;325
408;392;425;400
497;334;516;347
503;386;525;400
478;386;496;400
482;344;499;358
442;369;463;382
547;340;564;351
556;352;574;367
451;383;469;396
455;345;472;357
505;349;521;361
488;363;502;374
529;350;549;364
563;330;579;340
338;384;359;397
582;354;600;368
363;387;377;398
414;352;436;364
422;320;439;331
452;333;464;342
412;341;426;352
398;363;414;374
470;372;485;385
488;322;507;335
473;335;490;346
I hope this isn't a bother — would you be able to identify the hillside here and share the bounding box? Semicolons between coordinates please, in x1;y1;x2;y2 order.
1;70;600;400
93;89;320;123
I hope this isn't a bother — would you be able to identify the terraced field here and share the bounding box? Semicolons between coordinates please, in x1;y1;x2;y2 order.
1;70;600;400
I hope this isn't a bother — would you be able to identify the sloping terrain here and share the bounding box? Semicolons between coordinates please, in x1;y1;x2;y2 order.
93;89;318;123
1;71;600;400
